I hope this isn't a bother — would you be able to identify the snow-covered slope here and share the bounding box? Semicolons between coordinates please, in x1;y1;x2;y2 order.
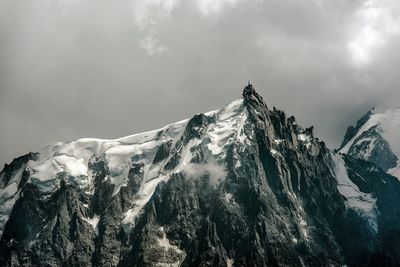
332;154;378;231
338;107;400;179
0;98;247;238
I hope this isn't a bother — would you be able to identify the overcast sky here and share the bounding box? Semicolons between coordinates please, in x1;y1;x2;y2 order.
1;0;400;167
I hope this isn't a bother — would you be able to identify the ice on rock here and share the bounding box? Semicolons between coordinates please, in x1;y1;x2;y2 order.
226;258;234;267
297;134;309;142
1;181;18;200
155;227;186;267
28;155;88;193
274;139;284;145
298;216;309;239
339;108;400;179
203;104;250;172
388;167;400;179
58;156;88;177
298;133;311;149
105;139;162;196
224;193;234;203
207;99;248;155
83;215;100;235
1;98;251;235
333;154;378;231
0;168;24;239
122;175;166;230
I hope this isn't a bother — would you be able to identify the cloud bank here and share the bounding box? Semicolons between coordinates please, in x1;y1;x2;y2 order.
1;0;400;166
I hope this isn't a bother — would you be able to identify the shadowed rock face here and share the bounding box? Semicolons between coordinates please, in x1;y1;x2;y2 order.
346;125;397;171
338;109;374;152
1;85;400;266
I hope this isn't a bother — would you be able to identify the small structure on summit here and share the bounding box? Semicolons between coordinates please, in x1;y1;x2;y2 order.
243;81;256;98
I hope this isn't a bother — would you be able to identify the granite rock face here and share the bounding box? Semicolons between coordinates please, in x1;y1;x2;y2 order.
1;85;400;266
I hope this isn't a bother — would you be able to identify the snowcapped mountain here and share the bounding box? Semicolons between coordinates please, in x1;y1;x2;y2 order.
1;85;400;266
338;107;400;179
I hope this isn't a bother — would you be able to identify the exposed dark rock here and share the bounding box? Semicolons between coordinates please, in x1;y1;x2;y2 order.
337;109;374;152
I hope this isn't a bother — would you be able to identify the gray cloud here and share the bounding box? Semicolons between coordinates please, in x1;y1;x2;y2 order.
1;0;400;166
181;161;227;188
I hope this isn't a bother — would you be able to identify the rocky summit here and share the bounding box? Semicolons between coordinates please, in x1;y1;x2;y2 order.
338;107;400;180
1;85;400;266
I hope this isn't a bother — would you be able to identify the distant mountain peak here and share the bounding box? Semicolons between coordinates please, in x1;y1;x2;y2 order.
337;108;375;152
338;107;400;179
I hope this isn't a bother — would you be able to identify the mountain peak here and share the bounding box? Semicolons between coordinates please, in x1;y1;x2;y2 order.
241;83;269;112
1;85;400;266
338;107;400;179
337;108;375;152
242;82;256;97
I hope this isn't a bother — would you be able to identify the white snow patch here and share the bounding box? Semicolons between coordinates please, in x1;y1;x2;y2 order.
30;157;63;182
116;119;188;144
356;137;376;159
226;258;234;267
270;149;278;156
367;166;379;173
388;166;400;180
298;134;312;150
333;154;378;231
106;140;159;173
105;118;188;197
236;109;249;144
0;168;25;239
105;139;164;196
122;175;166;230
56;155;88;177
0;196;17;239
224;193;234;203
1;181;18;200
28;155;89;193
297;134;310;142
156;227;186;267
297;133;312;149
274;139;284;145
298;216;309;239
235;160;241;168
157;227;175;249
206;99;247;155
83;215;100;235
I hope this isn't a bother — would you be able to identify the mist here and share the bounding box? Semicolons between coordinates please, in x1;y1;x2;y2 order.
1;0;400;166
